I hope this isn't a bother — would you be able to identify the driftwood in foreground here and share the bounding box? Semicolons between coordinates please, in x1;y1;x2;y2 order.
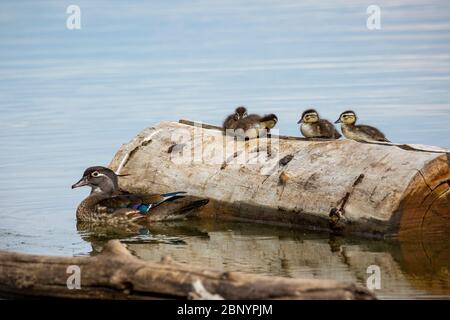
109;120;450;239
0;240;374;300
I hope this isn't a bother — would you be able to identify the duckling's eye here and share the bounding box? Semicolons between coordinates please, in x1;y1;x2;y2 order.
91;171;100;177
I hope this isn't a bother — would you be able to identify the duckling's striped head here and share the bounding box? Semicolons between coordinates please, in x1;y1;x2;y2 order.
234;106;248;120
335;110;357;125
72;166;119;195
260;113;278;129
298;109;319;124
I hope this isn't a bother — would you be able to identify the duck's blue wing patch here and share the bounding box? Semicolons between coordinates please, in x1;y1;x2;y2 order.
128;203;152;214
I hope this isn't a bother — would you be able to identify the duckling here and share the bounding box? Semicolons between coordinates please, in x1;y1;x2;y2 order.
297;109;341;139
72;166;209;224
234;113;278;139
259;114;278;132
223;106;248;131
334;110;390;142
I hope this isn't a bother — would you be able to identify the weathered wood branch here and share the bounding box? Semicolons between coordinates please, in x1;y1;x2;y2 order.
0;240;375;299
108;120;450;239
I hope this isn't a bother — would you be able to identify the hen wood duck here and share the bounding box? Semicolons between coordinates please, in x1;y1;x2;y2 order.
233;113;278;139
223;106;248;131
335;110;390;143
72;166;209;225
297;109;341;139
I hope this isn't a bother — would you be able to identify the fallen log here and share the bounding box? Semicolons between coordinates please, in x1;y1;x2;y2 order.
0;240;375;299
109;120;450;239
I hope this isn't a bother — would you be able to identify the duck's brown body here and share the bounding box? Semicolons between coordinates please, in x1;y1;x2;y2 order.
223;115;238;130
234;114;262;131
76;193;208;224
72;166;208;225
341;123;389;142
300;120;341;139
233;114;278;139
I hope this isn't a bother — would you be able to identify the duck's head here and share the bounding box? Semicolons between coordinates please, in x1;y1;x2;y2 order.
335;110;357;125
260;113;278;129
298;109;319;124
72;166;120;195
234;106;248;120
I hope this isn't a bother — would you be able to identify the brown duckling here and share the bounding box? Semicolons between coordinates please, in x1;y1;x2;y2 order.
223;106;248;131
335;110;390;142
233;113;278;139
298;109;341;139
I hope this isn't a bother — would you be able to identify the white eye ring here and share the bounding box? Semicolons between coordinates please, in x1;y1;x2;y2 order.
91;171;100;177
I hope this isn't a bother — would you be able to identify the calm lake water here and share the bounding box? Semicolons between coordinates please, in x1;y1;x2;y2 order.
0;1;449;299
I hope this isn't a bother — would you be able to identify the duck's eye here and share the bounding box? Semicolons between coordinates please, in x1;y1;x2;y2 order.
91;171;100;177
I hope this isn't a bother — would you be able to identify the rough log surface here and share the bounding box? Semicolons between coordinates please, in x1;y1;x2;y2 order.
109;120;450;239
0;240;375;300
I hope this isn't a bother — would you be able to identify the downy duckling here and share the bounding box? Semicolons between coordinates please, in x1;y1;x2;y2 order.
223;106;248;131
72;166;209;225
260;114;278;132
335;110;390;142
297;109;341;139
234;113;278;139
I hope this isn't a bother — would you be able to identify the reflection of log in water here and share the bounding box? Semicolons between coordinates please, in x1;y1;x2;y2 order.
125;219;450;298
398;188;450;296
399;233;450;297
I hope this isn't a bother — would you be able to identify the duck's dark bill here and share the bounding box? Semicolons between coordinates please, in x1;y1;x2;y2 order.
72;177;88;189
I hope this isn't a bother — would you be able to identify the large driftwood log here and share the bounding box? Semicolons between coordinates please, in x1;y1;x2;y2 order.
109;120;450;239
0;240;374;299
